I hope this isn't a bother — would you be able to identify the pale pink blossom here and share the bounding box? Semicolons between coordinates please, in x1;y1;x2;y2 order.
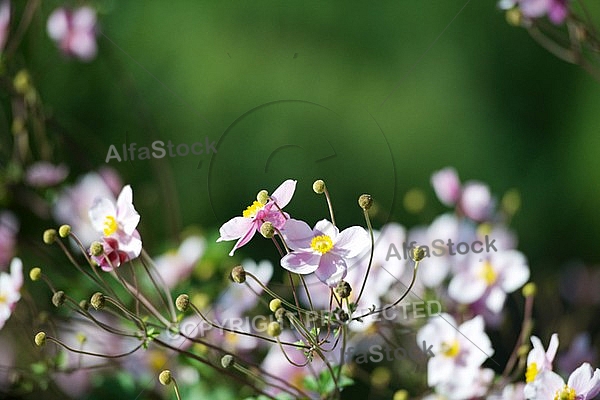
417;314;494;387
47;6;97;61
448;250;529;313
431;167;461;206
280;219;369;287
217;179;296;256
154;236;205;288
524;333;559;399
532;363;600;400
0;1;9;52
500;0;569;25
459;181;494;221
0;211;18;269
88;185;142;269
0;258;23;330
25;162;68;187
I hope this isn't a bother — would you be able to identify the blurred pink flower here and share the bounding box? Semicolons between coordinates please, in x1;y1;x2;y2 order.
0;257;22;330
154;236;205;288
524;333;559;398
217;179;296;256
53;170;121;246
25;161;68;187
448;250;529;313
90;236;138;271
47;6;97;61
431;167;461;206
0;1;9;52
499;0;569;24
281;219;369;287
0;211;18;270
459;181;494;221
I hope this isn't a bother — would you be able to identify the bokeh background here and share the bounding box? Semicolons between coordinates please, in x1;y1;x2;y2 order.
3;0;600;398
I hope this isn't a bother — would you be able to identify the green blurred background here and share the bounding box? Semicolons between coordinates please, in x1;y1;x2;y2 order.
19;0;600;280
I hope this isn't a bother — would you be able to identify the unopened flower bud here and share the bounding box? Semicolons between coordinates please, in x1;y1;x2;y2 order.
260;221;275;238
358;194;373;210
338;310;349;322
58;225;71;238
274;307;286;321
257;190;269;205
506;8;523;27
43;229;57;244
176;294;190;312
518;344;530;357
411;246;425;262
90;292;105;310
313;180;325;194
522;282;536;298
34;332;46;347
269;299;282;312
393;390;409;400
79;299;89;310
221;354;235;369
158;370;172;385
230;265;246;284
90;241;104;256
335;281;352;299
29;267;42;281
13;70;31;95
267;321;282;337
52;291;65;307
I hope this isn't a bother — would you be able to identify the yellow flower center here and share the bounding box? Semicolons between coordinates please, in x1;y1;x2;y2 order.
242;201;264;218
103;215;118;236
554;385;576;400
479;261;497;285
0;293;6;304
525;362;538;383
441;340;460;357
310;235;334;254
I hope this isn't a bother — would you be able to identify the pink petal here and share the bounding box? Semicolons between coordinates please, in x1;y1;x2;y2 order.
47;8;68;41
69;31;97;61
269;180;297;208
72;7;96;30
315;253;346;287
460;181;493;221
280;252;320;274
229;221;259;256
335;226;369;258
313;219;338;239
218;217;253;241
431;167;461;206
280;219;314;251
485;286;506;313
448;273;486;304
116;186;140;235
498;251;530;293
88;197;116;233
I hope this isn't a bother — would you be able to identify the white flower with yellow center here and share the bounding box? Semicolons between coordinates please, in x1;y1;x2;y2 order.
0;258;23;330
88;185;142;265
448;250;529;313
524;334;559;399
417;313;494;388
531;363;600;400
280;219;369;287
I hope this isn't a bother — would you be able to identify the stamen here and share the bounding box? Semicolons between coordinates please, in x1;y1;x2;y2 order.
310;235;334;254
103;215;118;236
242;201;264;218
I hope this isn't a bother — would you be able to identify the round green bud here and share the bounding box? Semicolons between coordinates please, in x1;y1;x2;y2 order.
13;70;31;95
52;291;66;307
522;282;536;298
335;280;352;299
90;241;104;257
506;8;523;26
313;180;325;194
230;265;246;284
79;299;90;310
176;294;190;312
260;221;275;239
267;321;282;337
43;229;57;244
34;332;46;347
338;310;349;322
269;299;282;313
58;225;71;238
221;354;235;369
90;292;105;310
257;190;269;205
29;267;42;281
393;390;409;400
358;194;373;210
411;246;425;262
158;370;172;386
